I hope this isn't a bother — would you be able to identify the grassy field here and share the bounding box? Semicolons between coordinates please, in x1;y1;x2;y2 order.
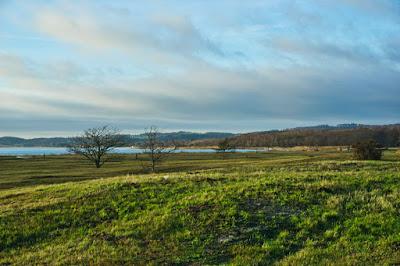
1;150;400;265
0;151;346;189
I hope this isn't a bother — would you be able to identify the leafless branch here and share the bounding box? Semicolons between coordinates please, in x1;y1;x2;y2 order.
68;125;121;168
140;126;178;172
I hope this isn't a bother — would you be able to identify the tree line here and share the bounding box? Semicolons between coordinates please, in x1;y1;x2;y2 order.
227;126;400;148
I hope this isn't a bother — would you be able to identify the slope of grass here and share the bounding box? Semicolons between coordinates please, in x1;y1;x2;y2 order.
1;151;400;265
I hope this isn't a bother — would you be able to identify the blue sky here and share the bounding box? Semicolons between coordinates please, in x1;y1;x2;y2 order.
0;0;399;137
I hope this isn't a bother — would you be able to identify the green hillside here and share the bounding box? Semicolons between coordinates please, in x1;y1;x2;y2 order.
1;151;400;265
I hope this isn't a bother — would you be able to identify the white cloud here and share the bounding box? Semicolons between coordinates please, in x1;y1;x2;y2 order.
0;1;399;136
32;5;222;70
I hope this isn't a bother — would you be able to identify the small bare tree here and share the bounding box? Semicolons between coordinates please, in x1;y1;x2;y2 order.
140;126;177;172
68;126;121;168
215;138;236;158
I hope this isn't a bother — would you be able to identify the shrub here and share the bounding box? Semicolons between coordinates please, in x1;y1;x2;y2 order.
352;140;383;160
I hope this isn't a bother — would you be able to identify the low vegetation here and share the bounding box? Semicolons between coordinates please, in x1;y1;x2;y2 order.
352;140;383;160
0;150;399;264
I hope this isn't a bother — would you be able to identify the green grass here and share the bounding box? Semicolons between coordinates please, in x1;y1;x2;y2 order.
1;150;400;265
0;151;334;189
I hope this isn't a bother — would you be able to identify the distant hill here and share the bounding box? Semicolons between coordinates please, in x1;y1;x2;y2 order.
2;124;399;148
125;131;234;143
228;124;400;147
0;132;234;147
292;123;361;131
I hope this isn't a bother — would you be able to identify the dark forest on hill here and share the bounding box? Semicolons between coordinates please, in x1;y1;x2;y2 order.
228;124;400;147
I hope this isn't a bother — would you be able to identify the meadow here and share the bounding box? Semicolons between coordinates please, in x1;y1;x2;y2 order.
1;150;400;265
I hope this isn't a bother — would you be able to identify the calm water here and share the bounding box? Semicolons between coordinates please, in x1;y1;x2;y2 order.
0;147;260;156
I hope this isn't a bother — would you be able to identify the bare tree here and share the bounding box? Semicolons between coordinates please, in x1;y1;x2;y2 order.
68;126;121;168
140;126;177;172
215;138;236;156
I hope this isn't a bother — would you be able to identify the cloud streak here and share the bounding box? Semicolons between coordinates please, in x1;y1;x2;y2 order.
0;0;399;136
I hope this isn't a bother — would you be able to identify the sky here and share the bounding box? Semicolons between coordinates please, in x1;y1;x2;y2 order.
0;0;399;137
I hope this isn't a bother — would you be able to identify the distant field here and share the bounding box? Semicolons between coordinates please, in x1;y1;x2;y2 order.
0;150;348;189
1;150;399;264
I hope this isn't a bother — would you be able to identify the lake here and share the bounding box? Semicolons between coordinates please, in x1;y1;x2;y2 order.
0;147;260;156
